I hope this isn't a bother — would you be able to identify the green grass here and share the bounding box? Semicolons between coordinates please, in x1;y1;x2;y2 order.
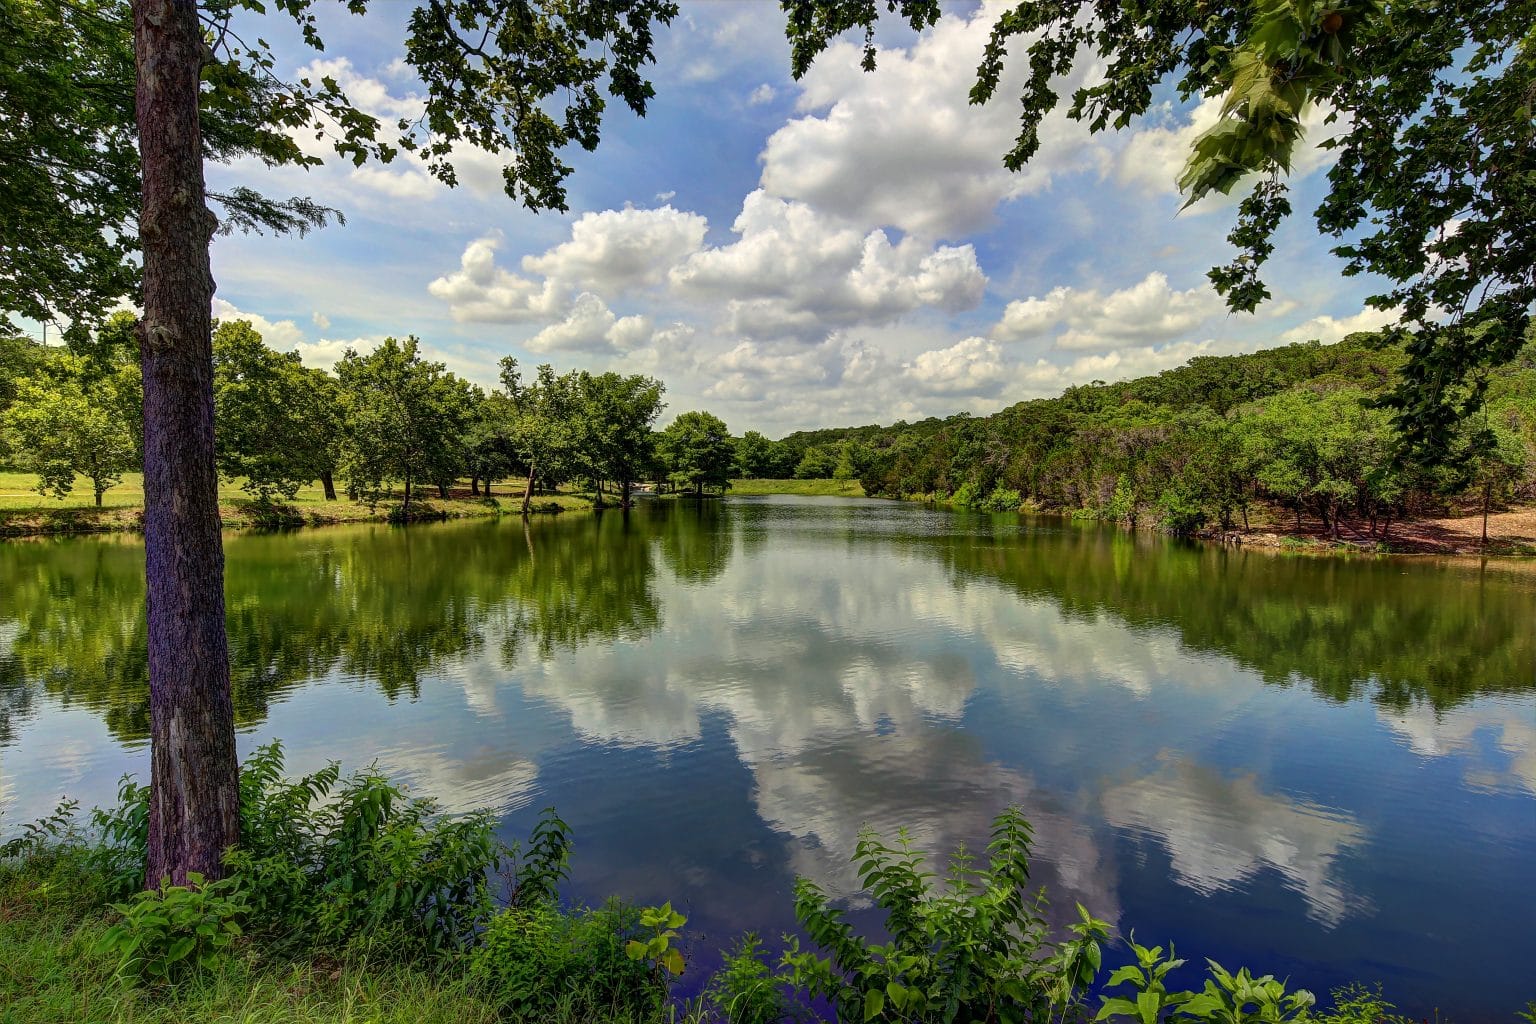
0;470;592;537
0;854;696;1024
728;477;865;497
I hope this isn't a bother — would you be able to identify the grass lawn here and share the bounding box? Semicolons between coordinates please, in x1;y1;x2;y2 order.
0;854;693;1024
728;478;865;497
0;470;593;537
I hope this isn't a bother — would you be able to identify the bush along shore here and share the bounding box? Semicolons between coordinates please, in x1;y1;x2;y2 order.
4;745;1519;1024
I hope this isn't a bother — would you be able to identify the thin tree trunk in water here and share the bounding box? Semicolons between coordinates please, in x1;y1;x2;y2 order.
134;0;239;888
403;475;412;509
1483;483;1491;547
522;462;536;517
320;469;337;501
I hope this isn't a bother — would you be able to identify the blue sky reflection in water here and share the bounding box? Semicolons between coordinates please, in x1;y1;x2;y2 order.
1;497;1533;1017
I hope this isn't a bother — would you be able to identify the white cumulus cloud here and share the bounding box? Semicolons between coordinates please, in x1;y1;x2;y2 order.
992;272;1223;351
671;190;986;339
427;235;567;324
1279;306;1397;345
523;205;708;293
526;293;654;354
760;5;1104;239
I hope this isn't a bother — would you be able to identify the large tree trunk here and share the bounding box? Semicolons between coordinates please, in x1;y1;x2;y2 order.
134;0;240;888
320;468;337;501
470;475;480;497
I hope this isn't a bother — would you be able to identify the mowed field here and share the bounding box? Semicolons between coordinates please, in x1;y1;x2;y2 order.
0;471;591;535
727;478;865;496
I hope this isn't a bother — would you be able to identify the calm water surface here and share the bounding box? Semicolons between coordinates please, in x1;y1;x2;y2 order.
2;497;1533;1017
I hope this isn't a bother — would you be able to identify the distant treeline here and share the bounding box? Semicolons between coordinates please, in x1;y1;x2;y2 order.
748;333;1536;537
0;313;736;511
5;319;1533;535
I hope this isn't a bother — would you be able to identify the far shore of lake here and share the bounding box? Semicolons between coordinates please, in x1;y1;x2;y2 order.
1;471;1532;556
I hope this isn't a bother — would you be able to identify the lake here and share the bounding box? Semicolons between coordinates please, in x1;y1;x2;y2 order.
1;496;1532;1017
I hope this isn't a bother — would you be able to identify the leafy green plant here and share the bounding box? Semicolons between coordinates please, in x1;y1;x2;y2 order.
0;797;80;859
708;933;793;1024
626;901;688;979
1315;984;1412;1024
95;871;246;984
86;775;149;899
503;805;573;907
0;778;148;901
778;807;1109;1024
948;481;982;508
1179;962;1314;1023
979;487;1024;513
224;741;504;956
1095;936;1190;1023
1097;950;1315;1024
470;898;667;1020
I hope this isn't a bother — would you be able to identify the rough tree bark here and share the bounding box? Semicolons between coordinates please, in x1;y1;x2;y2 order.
134;0;241;888
320;468;338;501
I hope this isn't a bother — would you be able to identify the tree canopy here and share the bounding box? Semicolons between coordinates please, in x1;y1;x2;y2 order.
659;410;734;495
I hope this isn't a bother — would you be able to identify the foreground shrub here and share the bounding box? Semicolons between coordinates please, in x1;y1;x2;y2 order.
225;741;505;956
470;899;668;1020
707;933;792;1024
779;807;1108;1024
95;872;246;984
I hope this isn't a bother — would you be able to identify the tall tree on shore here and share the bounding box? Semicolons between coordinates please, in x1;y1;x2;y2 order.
784;0;1535;460
212;319;341;504
335;337;470;511
2;357;138;506
580;371;667;505
660;411;733;496
499;358;587;515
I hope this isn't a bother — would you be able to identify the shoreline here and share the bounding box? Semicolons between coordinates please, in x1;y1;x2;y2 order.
0;486;591;539
3;479;1532;558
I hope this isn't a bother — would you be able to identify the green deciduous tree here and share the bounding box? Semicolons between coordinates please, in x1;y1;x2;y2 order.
498;358;586;515
2;357;137;505
335;337;470;512
212;319;341;505
579;371;666;505
659;411;733;495
733;430;775;479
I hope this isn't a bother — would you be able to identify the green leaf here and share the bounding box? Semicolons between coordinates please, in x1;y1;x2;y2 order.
1098;996;1141;1020
864;988;886;1021
1107;965;1144;988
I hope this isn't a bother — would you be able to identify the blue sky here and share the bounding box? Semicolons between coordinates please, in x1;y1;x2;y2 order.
205;1;1392;435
